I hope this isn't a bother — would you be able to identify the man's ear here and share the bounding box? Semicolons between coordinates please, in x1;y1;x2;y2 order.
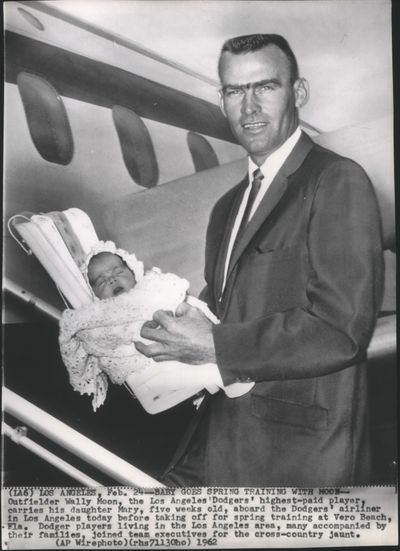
218;91;227;117
294;78;309;108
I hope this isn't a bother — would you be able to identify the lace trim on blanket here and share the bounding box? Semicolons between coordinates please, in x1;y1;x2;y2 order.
59;270;189;410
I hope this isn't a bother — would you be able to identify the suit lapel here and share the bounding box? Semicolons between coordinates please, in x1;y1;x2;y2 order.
226;173;288;280
213;176;248;301
224;132;315;286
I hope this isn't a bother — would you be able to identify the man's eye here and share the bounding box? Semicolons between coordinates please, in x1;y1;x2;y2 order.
225;88;242;97
255;84;274;94
96;279;105;287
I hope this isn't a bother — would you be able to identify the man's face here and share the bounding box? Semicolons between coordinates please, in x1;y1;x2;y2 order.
219;45;304;165
88;252;136;299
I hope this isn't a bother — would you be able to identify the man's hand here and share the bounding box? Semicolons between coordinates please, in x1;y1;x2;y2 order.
134;302;216;364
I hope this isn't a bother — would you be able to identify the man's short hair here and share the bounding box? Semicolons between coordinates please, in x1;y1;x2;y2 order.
218;34;299;84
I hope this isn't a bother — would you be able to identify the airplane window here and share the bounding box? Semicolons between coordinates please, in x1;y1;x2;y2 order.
112;106;159;188
17;72;74;165
17;8;45;31
187;132;219;172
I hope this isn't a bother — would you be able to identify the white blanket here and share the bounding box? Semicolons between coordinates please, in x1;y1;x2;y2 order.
59;269;191;410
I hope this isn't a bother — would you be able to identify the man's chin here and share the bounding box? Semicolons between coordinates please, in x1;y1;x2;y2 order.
241;137;284;163
237;134;271;157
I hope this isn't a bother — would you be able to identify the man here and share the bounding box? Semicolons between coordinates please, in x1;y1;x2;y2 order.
135;34;384;486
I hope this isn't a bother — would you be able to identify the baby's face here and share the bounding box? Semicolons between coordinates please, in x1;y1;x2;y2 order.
88;252;136;299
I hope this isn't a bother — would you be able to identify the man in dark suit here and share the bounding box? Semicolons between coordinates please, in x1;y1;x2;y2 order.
135;34;384;486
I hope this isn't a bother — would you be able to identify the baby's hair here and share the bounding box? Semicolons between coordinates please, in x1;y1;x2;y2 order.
89;251;116;264
88;251;129;267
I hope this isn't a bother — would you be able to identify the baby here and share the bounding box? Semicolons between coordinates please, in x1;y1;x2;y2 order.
59;240;232;413
87;251;137;299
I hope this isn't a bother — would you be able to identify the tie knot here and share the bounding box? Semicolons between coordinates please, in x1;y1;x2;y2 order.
252;168;264;183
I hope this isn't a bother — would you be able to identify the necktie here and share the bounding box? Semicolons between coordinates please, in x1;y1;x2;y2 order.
232;168;264;250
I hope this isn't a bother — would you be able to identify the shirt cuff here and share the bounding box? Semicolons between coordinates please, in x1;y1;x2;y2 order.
201;364;255;398
200;363;224;394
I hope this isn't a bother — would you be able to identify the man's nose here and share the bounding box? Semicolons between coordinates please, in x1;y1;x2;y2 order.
241;89;261;115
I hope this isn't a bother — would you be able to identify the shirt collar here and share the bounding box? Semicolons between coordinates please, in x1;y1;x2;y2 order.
248;126;302;179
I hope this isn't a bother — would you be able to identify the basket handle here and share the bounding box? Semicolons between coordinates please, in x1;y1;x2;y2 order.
7;213;34;255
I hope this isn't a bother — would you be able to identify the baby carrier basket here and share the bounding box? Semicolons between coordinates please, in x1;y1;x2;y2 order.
8;208;224;413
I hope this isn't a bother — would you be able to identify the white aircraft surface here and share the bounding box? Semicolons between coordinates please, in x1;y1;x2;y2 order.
2;0;396;487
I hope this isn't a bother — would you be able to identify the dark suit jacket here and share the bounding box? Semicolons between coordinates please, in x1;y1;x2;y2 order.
167;132;384;487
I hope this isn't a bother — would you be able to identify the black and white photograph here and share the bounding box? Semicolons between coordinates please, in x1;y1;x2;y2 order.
2;0;397;547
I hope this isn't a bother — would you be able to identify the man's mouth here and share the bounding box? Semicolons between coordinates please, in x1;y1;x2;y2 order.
242;122;267;131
